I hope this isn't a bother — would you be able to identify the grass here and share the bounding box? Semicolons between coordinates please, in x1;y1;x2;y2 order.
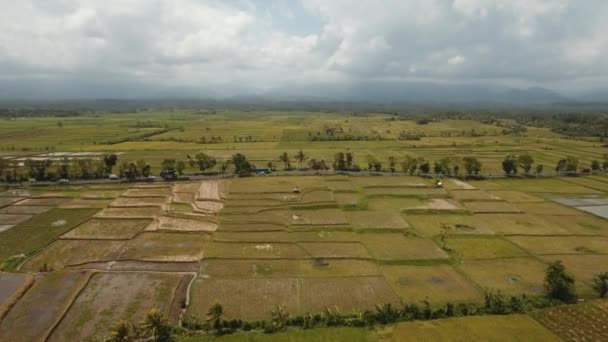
0;208;98;259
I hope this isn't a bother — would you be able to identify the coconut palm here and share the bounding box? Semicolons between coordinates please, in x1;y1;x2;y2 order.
295;150;308;168
278;152;291;170
106;320;133;342
270;305;289;332
140;308;171;342
206;302;224;333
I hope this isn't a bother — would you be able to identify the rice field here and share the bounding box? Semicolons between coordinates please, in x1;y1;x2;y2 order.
2;109;608;342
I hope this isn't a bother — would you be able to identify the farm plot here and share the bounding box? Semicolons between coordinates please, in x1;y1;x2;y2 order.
541;214;608;236
299;242;371;259
62;218;152;239
298;259;381;278
553;196;608;207
409;198;464;212
220;209;291;228
559;177;608;192
146;216;217;232
449;190;502;201
381;264;483;303
532;303;608;342
487;191;544;203
172;192;195;204
48;272;185;342
189;278;300;319
474;178;602;194
206;242;309;259
334;192;362;206
230;177;323;194
463;201;522;214
300;277;400;313
301;189;335;203
539;254;608;290
0;271;90;342
173;182;201;193
22;239;125;271
346;211;409;230
459;257;547;295
122;188;170;197
364;186;447;197
15;197;68;206
444;179;476;190
0;197;26;208
201;259;301;278
198;180;230;199
575;205;608;219
193;200;224;213
110;196;167;207
516;202;582;216
367;198;426;211
118;232;210;262
213;231;292;243
290;230;360;242
446;237;529;260
79;190;123;199
507;236;608;255
360;234;448;260
469;214;576;235
0;273;30;306
350;176;431;187
377;315;560;342
0;213;33;226
58;198;111;209
405;215;495;237
95;206;161;218
290;208;349;226
0;208;98;259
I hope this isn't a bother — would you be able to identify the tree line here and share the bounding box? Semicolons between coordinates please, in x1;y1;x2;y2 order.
105;262;608;341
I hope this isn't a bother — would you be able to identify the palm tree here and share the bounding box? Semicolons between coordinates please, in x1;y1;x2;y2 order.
278;152;290;170
140;308;171;342
295;150;308;168
270;305;289;332
206;302;224;333
106;320;133;342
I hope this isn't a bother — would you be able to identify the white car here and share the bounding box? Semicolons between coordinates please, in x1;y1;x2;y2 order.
58;179;69;184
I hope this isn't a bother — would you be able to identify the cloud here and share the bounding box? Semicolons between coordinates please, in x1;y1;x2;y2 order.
0;0;607;98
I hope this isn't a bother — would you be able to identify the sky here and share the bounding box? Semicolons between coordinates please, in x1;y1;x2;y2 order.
1;0;607;100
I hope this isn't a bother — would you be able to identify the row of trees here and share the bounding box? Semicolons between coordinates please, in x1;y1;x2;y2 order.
0;154;120;182
503;153;608;176
274;151;483;176
107;262;608;341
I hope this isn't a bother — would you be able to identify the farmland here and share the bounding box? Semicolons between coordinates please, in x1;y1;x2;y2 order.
1;111;608;340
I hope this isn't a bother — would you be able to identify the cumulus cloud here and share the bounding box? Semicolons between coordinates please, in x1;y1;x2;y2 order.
0;0;607;98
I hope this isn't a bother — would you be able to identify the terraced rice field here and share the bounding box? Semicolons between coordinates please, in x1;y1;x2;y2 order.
2;173;608;340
